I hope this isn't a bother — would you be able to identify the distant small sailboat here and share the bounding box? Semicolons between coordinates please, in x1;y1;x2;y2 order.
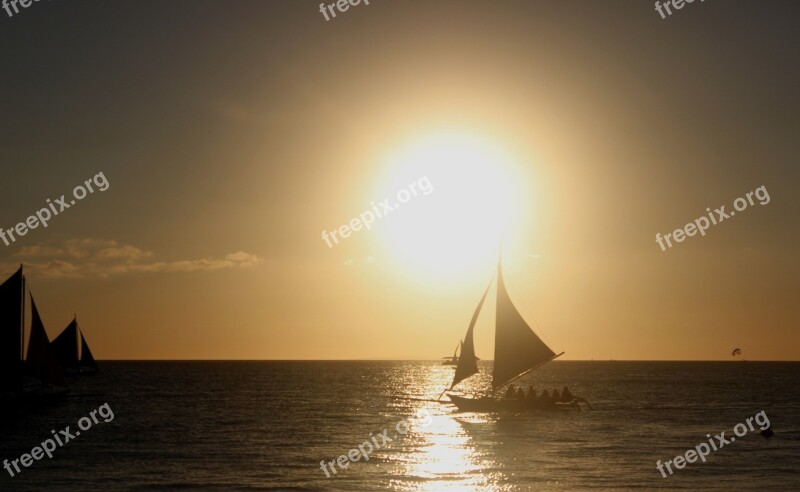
0;266;69;411
442;342;461;365
51;316;98;374
445;258;589;411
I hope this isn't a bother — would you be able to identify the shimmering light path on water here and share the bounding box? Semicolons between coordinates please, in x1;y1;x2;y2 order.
1;361;798;490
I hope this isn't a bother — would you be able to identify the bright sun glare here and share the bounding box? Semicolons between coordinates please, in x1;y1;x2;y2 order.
373;131;524;283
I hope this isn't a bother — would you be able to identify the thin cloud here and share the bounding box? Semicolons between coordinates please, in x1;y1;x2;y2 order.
344;256;376;267
4;238;261;279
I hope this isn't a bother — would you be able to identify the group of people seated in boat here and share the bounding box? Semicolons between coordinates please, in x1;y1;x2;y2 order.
504;385;574;404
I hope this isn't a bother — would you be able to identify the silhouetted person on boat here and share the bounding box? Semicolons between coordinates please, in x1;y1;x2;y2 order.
561;386;574;401
524;386;535;408
506;385;515;399
516;387;525;399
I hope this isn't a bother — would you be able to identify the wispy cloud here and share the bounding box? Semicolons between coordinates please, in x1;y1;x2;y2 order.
4;238;261;279
344;256;375;267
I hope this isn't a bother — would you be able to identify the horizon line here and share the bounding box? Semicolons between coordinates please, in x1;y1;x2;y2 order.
90;358;799;362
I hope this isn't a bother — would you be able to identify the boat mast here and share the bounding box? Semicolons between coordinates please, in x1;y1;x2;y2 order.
20;264;25;363
75;313;80;360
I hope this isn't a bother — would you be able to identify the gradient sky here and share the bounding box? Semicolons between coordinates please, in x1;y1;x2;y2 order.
0;0;798;360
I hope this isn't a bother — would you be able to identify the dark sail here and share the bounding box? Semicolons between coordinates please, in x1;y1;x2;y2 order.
80;333;97;369
0;267;24;394
25;295;66;387
51;318;79;369
492;262;558;390
450;278;493;389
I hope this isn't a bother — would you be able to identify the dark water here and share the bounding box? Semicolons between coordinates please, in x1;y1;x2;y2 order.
1;361;798;491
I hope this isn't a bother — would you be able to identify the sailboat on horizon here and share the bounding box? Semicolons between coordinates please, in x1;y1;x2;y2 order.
444;258;590;411
0;266;69;411
51;315;98;375
442;341;482;365
442;342;460;365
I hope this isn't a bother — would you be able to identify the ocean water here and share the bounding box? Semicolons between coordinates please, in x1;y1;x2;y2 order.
1;361;798;491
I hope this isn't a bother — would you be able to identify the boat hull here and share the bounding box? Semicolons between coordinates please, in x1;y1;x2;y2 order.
447;394;586;412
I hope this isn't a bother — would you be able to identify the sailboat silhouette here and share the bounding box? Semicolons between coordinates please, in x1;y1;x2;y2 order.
445;258;590;411
0;266;69;411
52;315;98;374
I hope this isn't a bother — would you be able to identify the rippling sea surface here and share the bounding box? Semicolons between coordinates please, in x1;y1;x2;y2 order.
1;361;798;491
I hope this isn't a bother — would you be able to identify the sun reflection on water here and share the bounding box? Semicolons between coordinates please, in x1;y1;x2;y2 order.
384;367;506;492
387;410;495;491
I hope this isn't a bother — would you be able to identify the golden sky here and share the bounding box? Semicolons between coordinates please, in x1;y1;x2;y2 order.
0;1;797;360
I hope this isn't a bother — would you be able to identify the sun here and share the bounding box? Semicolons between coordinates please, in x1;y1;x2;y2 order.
372;131;524;284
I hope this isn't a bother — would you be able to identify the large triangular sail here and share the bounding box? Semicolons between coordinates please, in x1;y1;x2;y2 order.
51;317;99;372
80;333;97;369
26;295;66;387
492;262;560;390
51;318;79;369
450;278;493;389
0;267;24;394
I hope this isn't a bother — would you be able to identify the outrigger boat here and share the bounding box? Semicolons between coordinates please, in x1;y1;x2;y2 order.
442;258;590;412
